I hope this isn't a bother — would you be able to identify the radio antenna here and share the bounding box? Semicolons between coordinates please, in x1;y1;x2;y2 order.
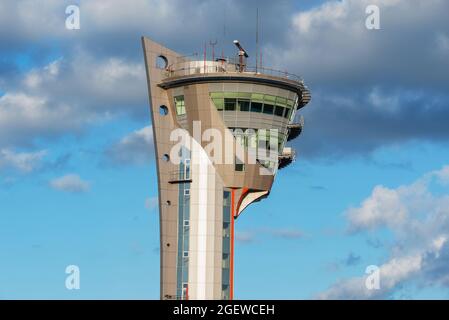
210;40;218;61
256;8;259;72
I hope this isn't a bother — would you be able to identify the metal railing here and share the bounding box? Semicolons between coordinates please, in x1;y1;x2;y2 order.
168;169;191;183
163;60;303;82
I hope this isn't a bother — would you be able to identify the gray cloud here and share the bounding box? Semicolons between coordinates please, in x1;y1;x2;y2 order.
269;0;449;158
273;0;449;90
296;88;449;158
2;0;448;160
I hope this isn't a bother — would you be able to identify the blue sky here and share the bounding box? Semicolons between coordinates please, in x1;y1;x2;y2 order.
1;0;449;299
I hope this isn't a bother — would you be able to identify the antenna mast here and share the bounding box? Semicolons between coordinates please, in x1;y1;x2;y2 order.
210;40;218;61
256;8;259;73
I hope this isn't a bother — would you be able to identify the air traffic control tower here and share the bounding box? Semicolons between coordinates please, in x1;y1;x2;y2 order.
142;37;311;300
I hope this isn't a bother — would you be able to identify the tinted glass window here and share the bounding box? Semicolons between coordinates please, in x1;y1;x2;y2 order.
224;98;236;111
250;102;262;113
263;104;274;115
275;106;285;117
238;99;250;111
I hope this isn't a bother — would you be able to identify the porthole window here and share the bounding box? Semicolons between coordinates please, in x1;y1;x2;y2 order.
162;154;170;162
156;55;168;69
159;105;169;116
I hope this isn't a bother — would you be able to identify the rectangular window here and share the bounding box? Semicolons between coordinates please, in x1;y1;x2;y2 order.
263;104;274;115
223;223;230;236
224;98;236;111
184;159;191;179
184;189;190;196
174;95;186;115
235;163;245;171
237;99;250;112
274;106;285;117
250;102;263;113
284;108;292;119
183;251;189;258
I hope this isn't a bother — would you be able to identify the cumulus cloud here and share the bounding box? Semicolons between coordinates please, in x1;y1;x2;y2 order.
318;165;449;299
346;185;409;231
49;174;90;193
0;148;46;173
104;126;153;165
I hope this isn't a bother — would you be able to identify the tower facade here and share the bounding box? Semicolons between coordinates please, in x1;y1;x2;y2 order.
142;37;311;300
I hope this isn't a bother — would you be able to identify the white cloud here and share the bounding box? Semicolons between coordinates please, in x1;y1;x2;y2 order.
319;165;449;299
50;174;90;193
0;148;46;173
346;185;408;231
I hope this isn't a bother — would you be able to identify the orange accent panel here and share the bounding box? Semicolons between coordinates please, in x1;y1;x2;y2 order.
230;189;235;300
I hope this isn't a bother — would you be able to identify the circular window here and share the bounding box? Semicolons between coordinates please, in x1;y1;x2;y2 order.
166;200;171;206
156;55;168;69
159;105;168;116
162;154;170;162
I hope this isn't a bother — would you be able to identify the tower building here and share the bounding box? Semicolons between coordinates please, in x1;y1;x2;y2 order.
142;37;311;300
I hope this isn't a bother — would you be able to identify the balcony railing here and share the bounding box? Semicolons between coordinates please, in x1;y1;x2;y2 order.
168;169;192;184
163;60;303;83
